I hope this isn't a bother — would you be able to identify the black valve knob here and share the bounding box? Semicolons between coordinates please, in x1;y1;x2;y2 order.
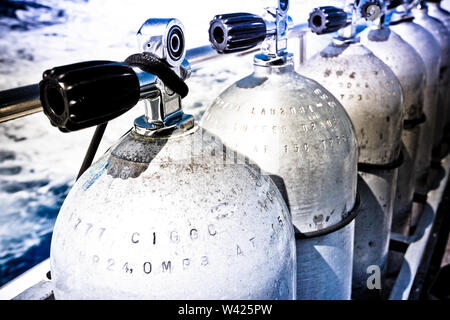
308;6;348;35
40;60;140;132
209;12;267;53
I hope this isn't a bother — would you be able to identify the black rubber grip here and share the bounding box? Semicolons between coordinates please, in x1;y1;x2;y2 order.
209;12;267;53
308;6;348;35
40;60;140;132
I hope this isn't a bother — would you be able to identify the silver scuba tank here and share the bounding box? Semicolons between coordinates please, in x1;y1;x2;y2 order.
425;0;450;139
389;3;441;197
359;3;426;239
427;0;450;30
298;0;404;299
443;0;450;10
200;0;359;300
410;1;450;150
40;18;296;299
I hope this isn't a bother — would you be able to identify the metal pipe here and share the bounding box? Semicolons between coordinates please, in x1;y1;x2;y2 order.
0;84;41;123
0;23;309;124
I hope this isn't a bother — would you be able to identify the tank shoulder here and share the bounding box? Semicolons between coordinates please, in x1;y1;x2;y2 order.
50;125;296;299
298;42;403;165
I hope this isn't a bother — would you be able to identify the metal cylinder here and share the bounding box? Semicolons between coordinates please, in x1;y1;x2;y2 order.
296;221;354;299
427;1;450;135
298;42;403;298
428;2;450;30
411;5;450;149
360;27;425;236
352;169;398;298
393;125;421;233
390;20;441;195
50;126;296;299
200;60;358;300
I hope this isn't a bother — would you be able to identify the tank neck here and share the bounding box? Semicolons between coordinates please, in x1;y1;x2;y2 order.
370;13;390;30
253;55;295;76
412;1;429;16
427;2;441;11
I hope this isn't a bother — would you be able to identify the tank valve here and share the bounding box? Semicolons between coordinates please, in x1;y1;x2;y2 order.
308;0;382;41
40;18;193;134
209;0;293;61
209;13;267;53
308;6;348;34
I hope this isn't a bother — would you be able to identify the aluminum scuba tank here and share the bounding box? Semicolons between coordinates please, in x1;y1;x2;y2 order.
425;0;450;140
298;0;404;299
427;0;450;30
410;1;450;151
201;0;359;300
39;18;296;299
359;2;426;240
443;0;450;10
389;3;441;197
411;1;450;156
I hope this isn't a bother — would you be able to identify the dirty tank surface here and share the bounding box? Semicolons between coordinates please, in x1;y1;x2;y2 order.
50;127;296;299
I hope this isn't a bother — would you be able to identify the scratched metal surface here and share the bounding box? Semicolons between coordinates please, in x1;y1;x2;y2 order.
50;127;296;299
359;27;425;237
298;42;404;165
390;21;441;194
201;62;358;234
411;7;450;149
352;169;398;298
200;59;358;299
298;39;403;300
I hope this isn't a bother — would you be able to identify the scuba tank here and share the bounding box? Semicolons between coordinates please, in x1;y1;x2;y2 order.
427;0;450;30
201;0;359;300
428;0;450;126
389;2;441;218
444;0;450;10
427;0;450;139
40;18;296;299
359;1;426;242
409;0;450;152
298;0;404;299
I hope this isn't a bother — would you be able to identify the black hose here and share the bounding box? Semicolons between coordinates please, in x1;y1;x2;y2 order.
76;122;108;180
